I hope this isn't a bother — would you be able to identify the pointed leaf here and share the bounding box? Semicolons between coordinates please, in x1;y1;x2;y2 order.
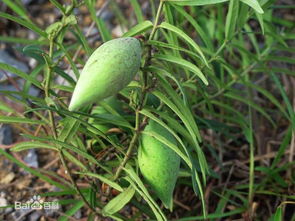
12;141;58;152
76;172;123;192
164;0;229;6
158;22;208;66
154;54;208;85
240;0;264;14
102;186;135;215
123;20;153;37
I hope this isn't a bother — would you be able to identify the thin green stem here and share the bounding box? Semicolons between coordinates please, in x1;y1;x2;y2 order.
59;150;101;216
247;72;255;217
149;0;164;41
45;41;54;94
248;127;254;204
208;40;227;63
113;111;140;180
112;1;165;181
43;11;101;216
187;40;228;82
44;40;57;139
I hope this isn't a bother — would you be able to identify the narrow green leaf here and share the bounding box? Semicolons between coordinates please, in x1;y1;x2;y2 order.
158;22;208;66
57;42;81;78
62;149;88;171
0;12;47;37
255;12;265;34
177;208;246;220
58;117;81;143
152;90;208;185
164;0;229;6
0;36;46;44
21;134;112;174
147;66;187;103
153;109;194;147
240;0;264;14
171;5;214;51
49;0;65;13
123;166;167;221
0;116;45;125
0;91;44;105
73;25;92;56
140;108;189;158
191;166;206;217
40;189;89;197
270;72;295;129
85;0;111;42
271;127;292;169
225;0;239;40
0;62;42;89
12;141;58;152
237;4;249;29
148;40;201;59
130;0;144;23
122;20;153;37
245;82;289;120
90;114;133;129
76;172;123;192
0;101;15;113
102;186;135;215
2;0;28;20
224;92;275;127
0;148;67;189
274;207;282;221
58;200;85;221
265;56;295;64
154;54;208;85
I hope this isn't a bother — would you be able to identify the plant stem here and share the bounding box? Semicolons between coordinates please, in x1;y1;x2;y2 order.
149;0;164;41
113;111;140;180
44;32;100;217
59;150;101;216
112;0;164;181
208;40;227;63
45;40;58;139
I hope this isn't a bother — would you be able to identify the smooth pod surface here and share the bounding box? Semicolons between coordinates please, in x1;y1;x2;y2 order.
69;37;141;111
138;120;180;210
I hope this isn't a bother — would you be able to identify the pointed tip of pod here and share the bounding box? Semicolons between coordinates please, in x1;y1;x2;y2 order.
68;37;142;112
162;197;173;211
68;104;75;112
68;99;78;112
68;106;74;112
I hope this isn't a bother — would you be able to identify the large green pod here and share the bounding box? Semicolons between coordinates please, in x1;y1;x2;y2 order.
138;120;180;210
69;37;141;111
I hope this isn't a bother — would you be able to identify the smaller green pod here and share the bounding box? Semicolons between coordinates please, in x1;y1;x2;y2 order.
138;120;180;210
69;37;141;111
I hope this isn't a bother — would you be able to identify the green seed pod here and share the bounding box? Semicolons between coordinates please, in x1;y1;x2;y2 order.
69;37;141;111
138;120;180;210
